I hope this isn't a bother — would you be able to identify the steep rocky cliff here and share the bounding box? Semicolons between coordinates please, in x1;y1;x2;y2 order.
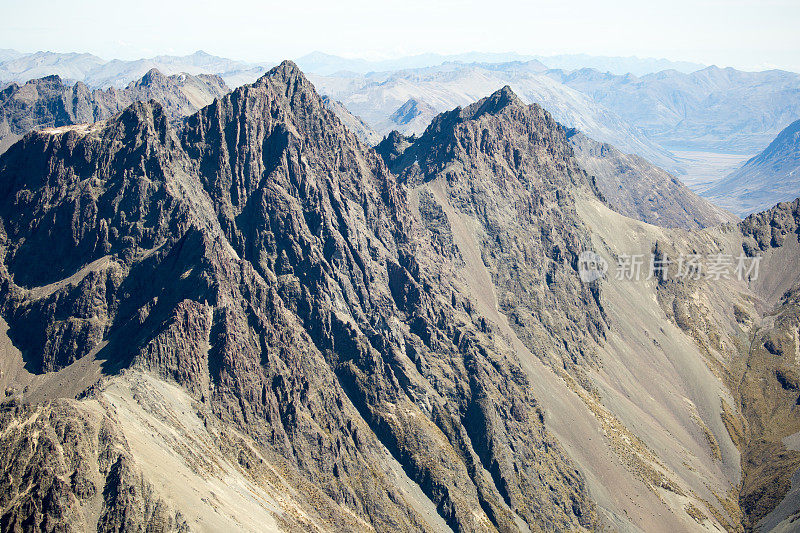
378;87;609;375
379;88;800;532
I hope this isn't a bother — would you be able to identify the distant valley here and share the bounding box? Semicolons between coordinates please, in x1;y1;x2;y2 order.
706;119;800;216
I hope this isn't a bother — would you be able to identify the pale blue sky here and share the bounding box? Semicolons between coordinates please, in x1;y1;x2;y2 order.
1;0;798;71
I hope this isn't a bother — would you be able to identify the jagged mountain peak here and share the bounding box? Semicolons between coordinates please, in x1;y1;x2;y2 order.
1;60;603;530
375;130;415;166
23;73;64;87
415;85;550;144
462;84;524;119
5;58;800;532
113;98;171;135
257;59;310;90
184;59;391;171
386;86;580;194
241;59;329;119
137;67;168;85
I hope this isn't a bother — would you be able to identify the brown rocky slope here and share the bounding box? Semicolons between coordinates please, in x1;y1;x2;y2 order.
379;87;800;531
566;128;738;229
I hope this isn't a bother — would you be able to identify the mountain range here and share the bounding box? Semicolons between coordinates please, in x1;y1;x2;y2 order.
0;49;708;88
549;66;800;154
0;60;799;532
0;50;267;89
4;53;800;225
0;67;733;232
0;68;229;154
2;49;798;171
294;51;706;77
309;62;680;171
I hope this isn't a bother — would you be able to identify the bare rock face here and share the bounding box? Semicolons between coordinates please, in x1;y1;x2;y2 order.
740;198;800;253
12;60;800;533
728;200;800;530
378;86;608;373
0;69;229;155
736;287;800;530
0;63;595;531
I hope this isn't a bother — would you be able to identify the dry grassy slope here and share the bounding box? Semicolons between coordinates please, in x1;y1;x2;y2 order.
577;197;748;530
739;290;800;532
575;196;800;532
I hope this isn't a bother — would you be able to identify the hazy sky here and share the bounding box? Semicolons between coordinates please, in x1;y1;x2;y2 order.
1;0;798;71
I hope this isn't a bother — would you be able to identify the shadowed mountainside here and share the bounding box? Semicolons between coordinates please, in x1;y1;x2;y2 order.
0;61;596;532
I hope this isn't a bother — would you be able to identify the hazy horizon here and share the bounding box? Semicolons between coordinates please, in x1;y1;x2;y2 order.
1;0;798;72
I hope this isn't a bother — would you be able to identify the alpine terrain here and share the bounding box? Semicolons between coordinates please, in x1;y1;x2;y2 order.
0;61;798;533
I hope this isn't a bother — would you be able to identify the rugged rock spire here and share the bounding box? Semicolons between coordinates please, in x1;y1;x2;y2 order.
464;85;524;119
6;60;799;533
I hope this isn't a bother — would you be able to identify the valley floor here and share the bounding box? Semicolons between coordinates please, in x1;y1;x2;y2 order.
672;151;755;194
